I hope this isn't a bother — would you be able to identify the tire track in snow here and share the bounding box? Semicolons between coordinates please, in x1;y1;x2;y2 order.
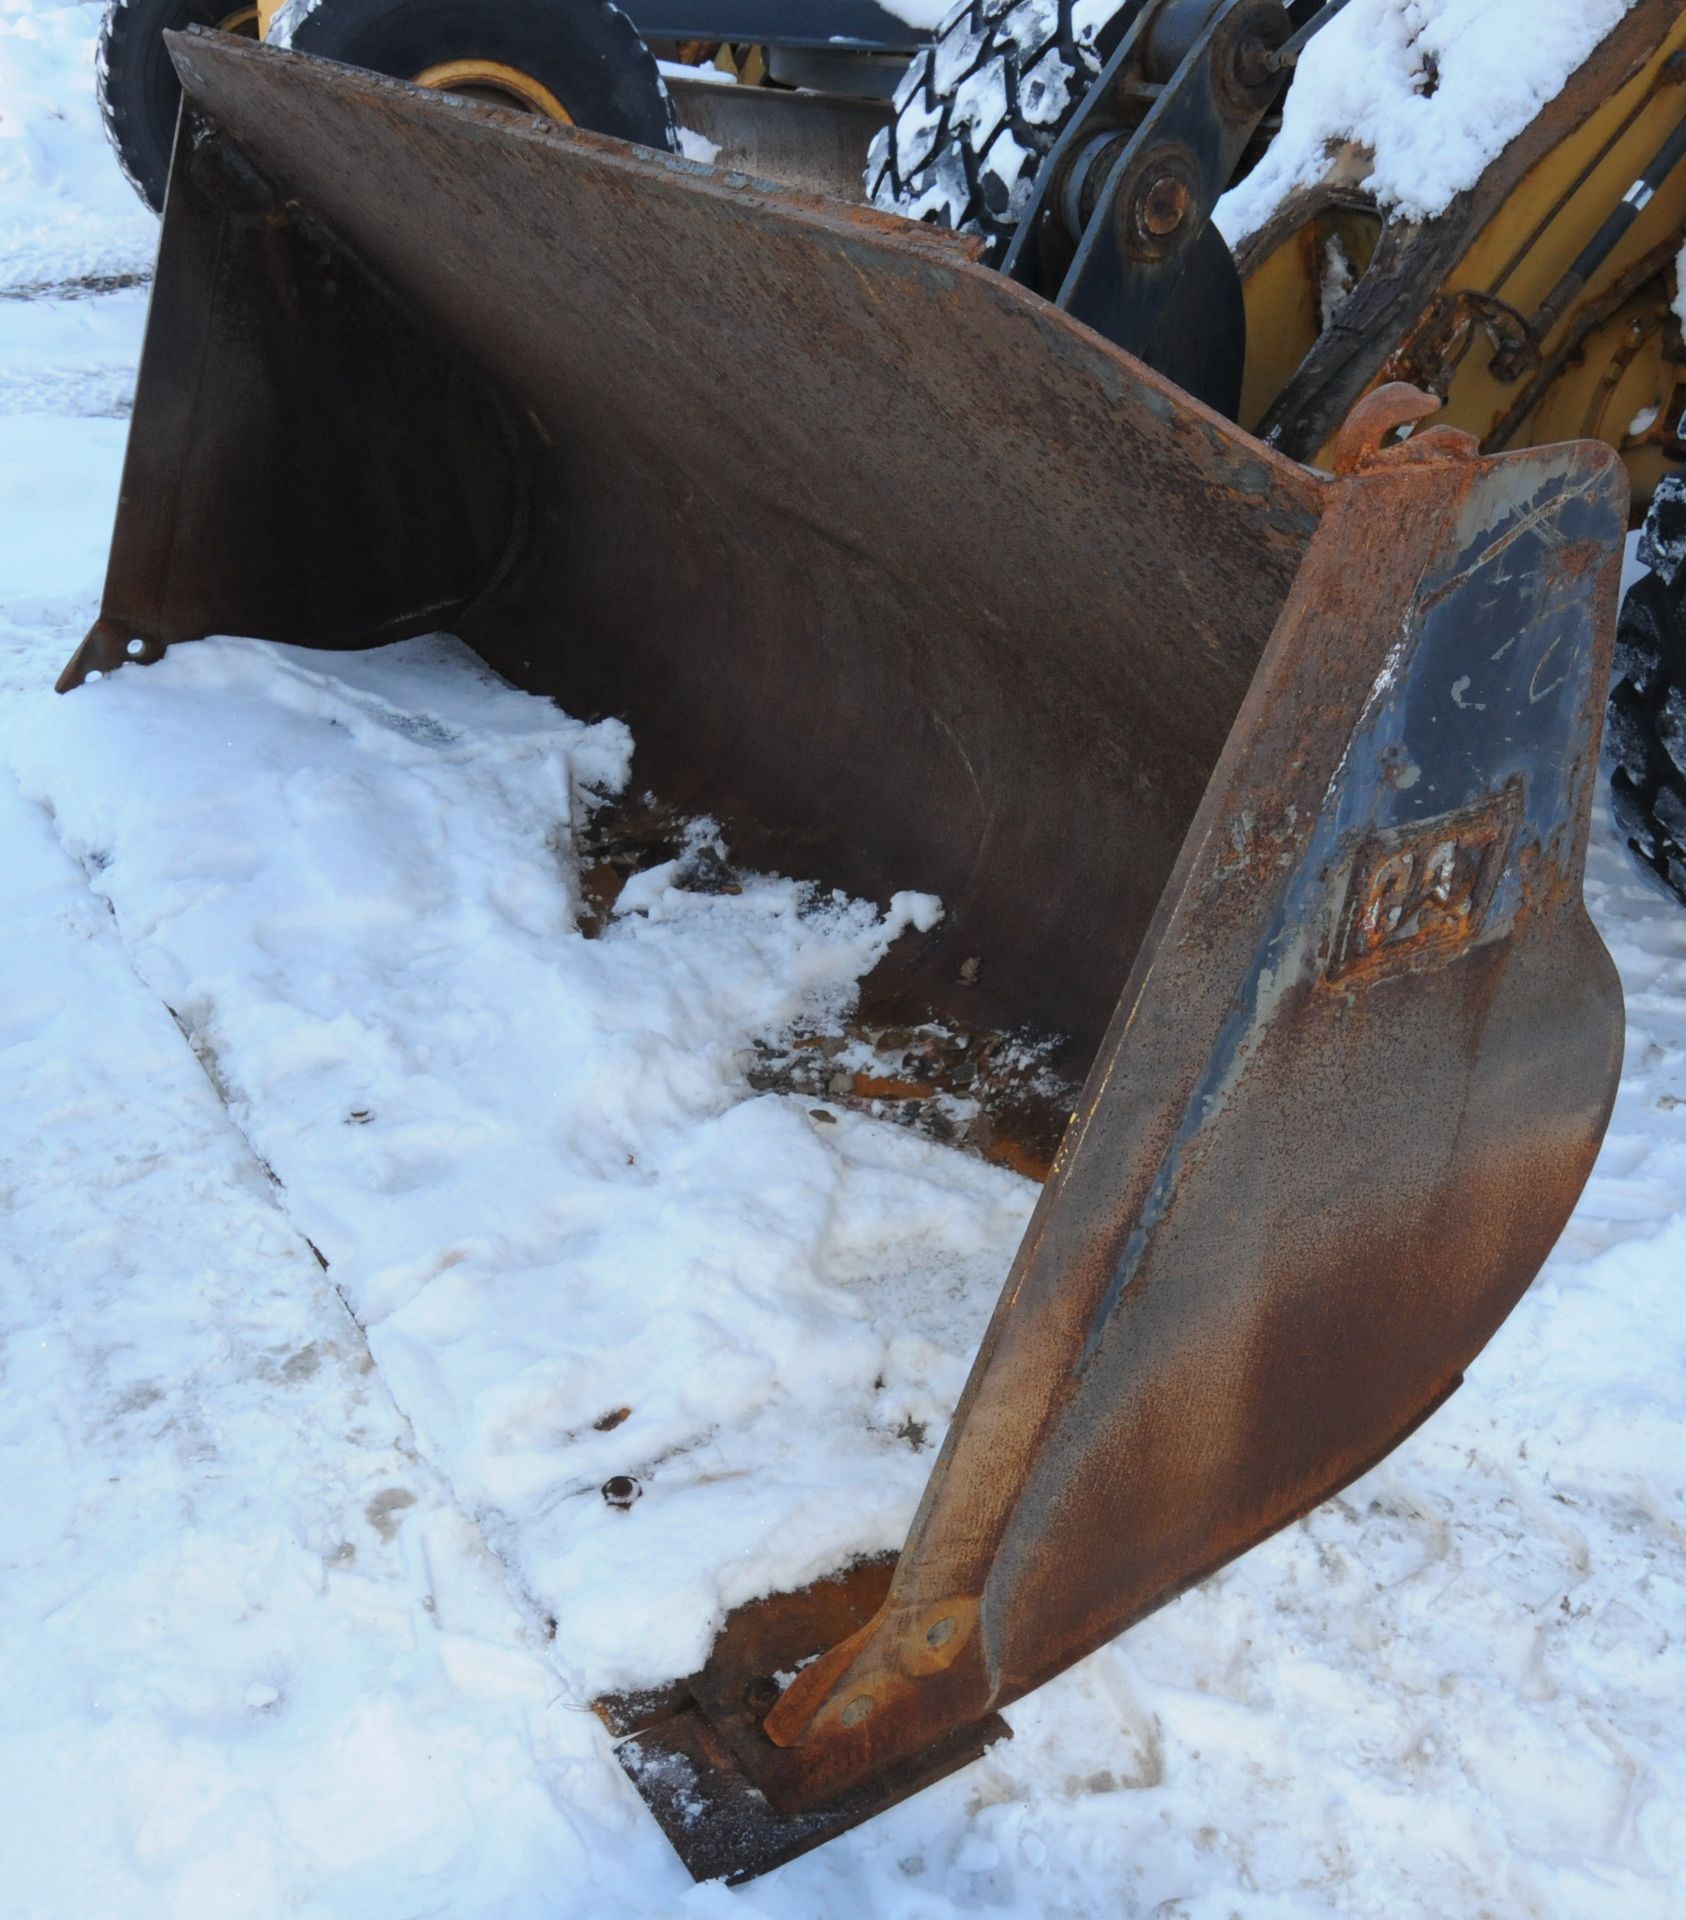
0;761;658;1917
0;651;588;1671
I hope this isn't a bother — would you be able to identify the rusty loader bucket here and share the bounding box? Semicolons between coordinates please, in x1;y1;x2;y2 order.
69;32;1628;1883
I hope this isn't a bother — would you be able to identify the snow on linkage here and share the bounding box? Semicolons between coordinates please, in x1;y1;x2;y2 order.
873;0;962;32
8;634;1034;1695
1216;0;1641;244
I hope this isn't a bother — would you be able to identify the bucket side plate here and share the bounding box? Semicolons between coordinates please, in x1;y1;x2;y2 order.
754;416;1628;1814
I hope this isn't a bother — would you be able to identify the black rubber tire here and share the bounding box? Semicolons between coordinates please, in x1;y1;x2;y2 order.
866;0;1133;261
98;0;251;212
273;0;675;153
1610;472;1686;904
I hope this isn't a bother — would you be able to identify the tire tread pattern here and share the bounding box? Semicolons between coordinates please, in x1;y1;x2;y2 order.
1612;471;1686;902
98;0;228;210
866;0;1120;260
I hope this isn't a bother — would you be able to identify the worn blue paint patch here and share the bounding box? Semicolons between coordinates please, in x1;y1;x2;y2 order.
1072;449;1621;1378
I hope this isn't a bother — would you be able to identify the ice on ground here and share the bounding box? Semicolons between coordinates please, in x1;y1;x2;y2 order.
1217;0;1641;243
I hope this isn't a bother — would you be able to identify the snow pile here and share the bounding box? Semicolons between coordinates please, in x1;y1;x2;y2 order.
7;634;1033;1692
8;574;1686;1920
1217;0;1639;243
875;0;962;33
0;0;154;289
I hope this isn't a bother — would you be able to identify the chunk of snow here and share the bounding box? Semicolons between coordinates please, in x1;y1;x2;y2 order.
885;888;945;936
674;125;723;166
1217;0;1641;243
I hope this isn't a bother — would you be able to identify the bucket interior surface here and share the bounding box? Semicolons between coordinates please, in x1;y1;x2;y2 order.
121;34;1329;1059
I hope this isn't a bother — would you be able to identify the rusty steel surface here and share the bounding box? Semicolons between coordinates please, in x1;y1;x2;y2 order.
69;36;1628;1882
595;1557;1010;1882
71;28;1321;1061
755;395;1628;1808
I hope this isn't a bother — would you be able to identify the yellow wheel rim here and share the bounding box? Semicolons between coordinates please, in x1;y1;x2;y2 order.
410;59;574;122
217;6;260;35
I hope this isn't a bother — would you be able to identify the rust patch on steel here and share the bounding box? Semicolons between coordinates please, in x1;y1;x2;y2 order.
570;788;1076;1175
596;1557;1010;1881
1326;782;1521;987
757;427;1627;1812
749;1019;1073;1181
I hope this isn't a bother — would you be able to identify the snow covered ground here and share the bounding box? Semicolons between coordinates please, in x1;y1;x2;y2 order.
3;3;1685;1915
